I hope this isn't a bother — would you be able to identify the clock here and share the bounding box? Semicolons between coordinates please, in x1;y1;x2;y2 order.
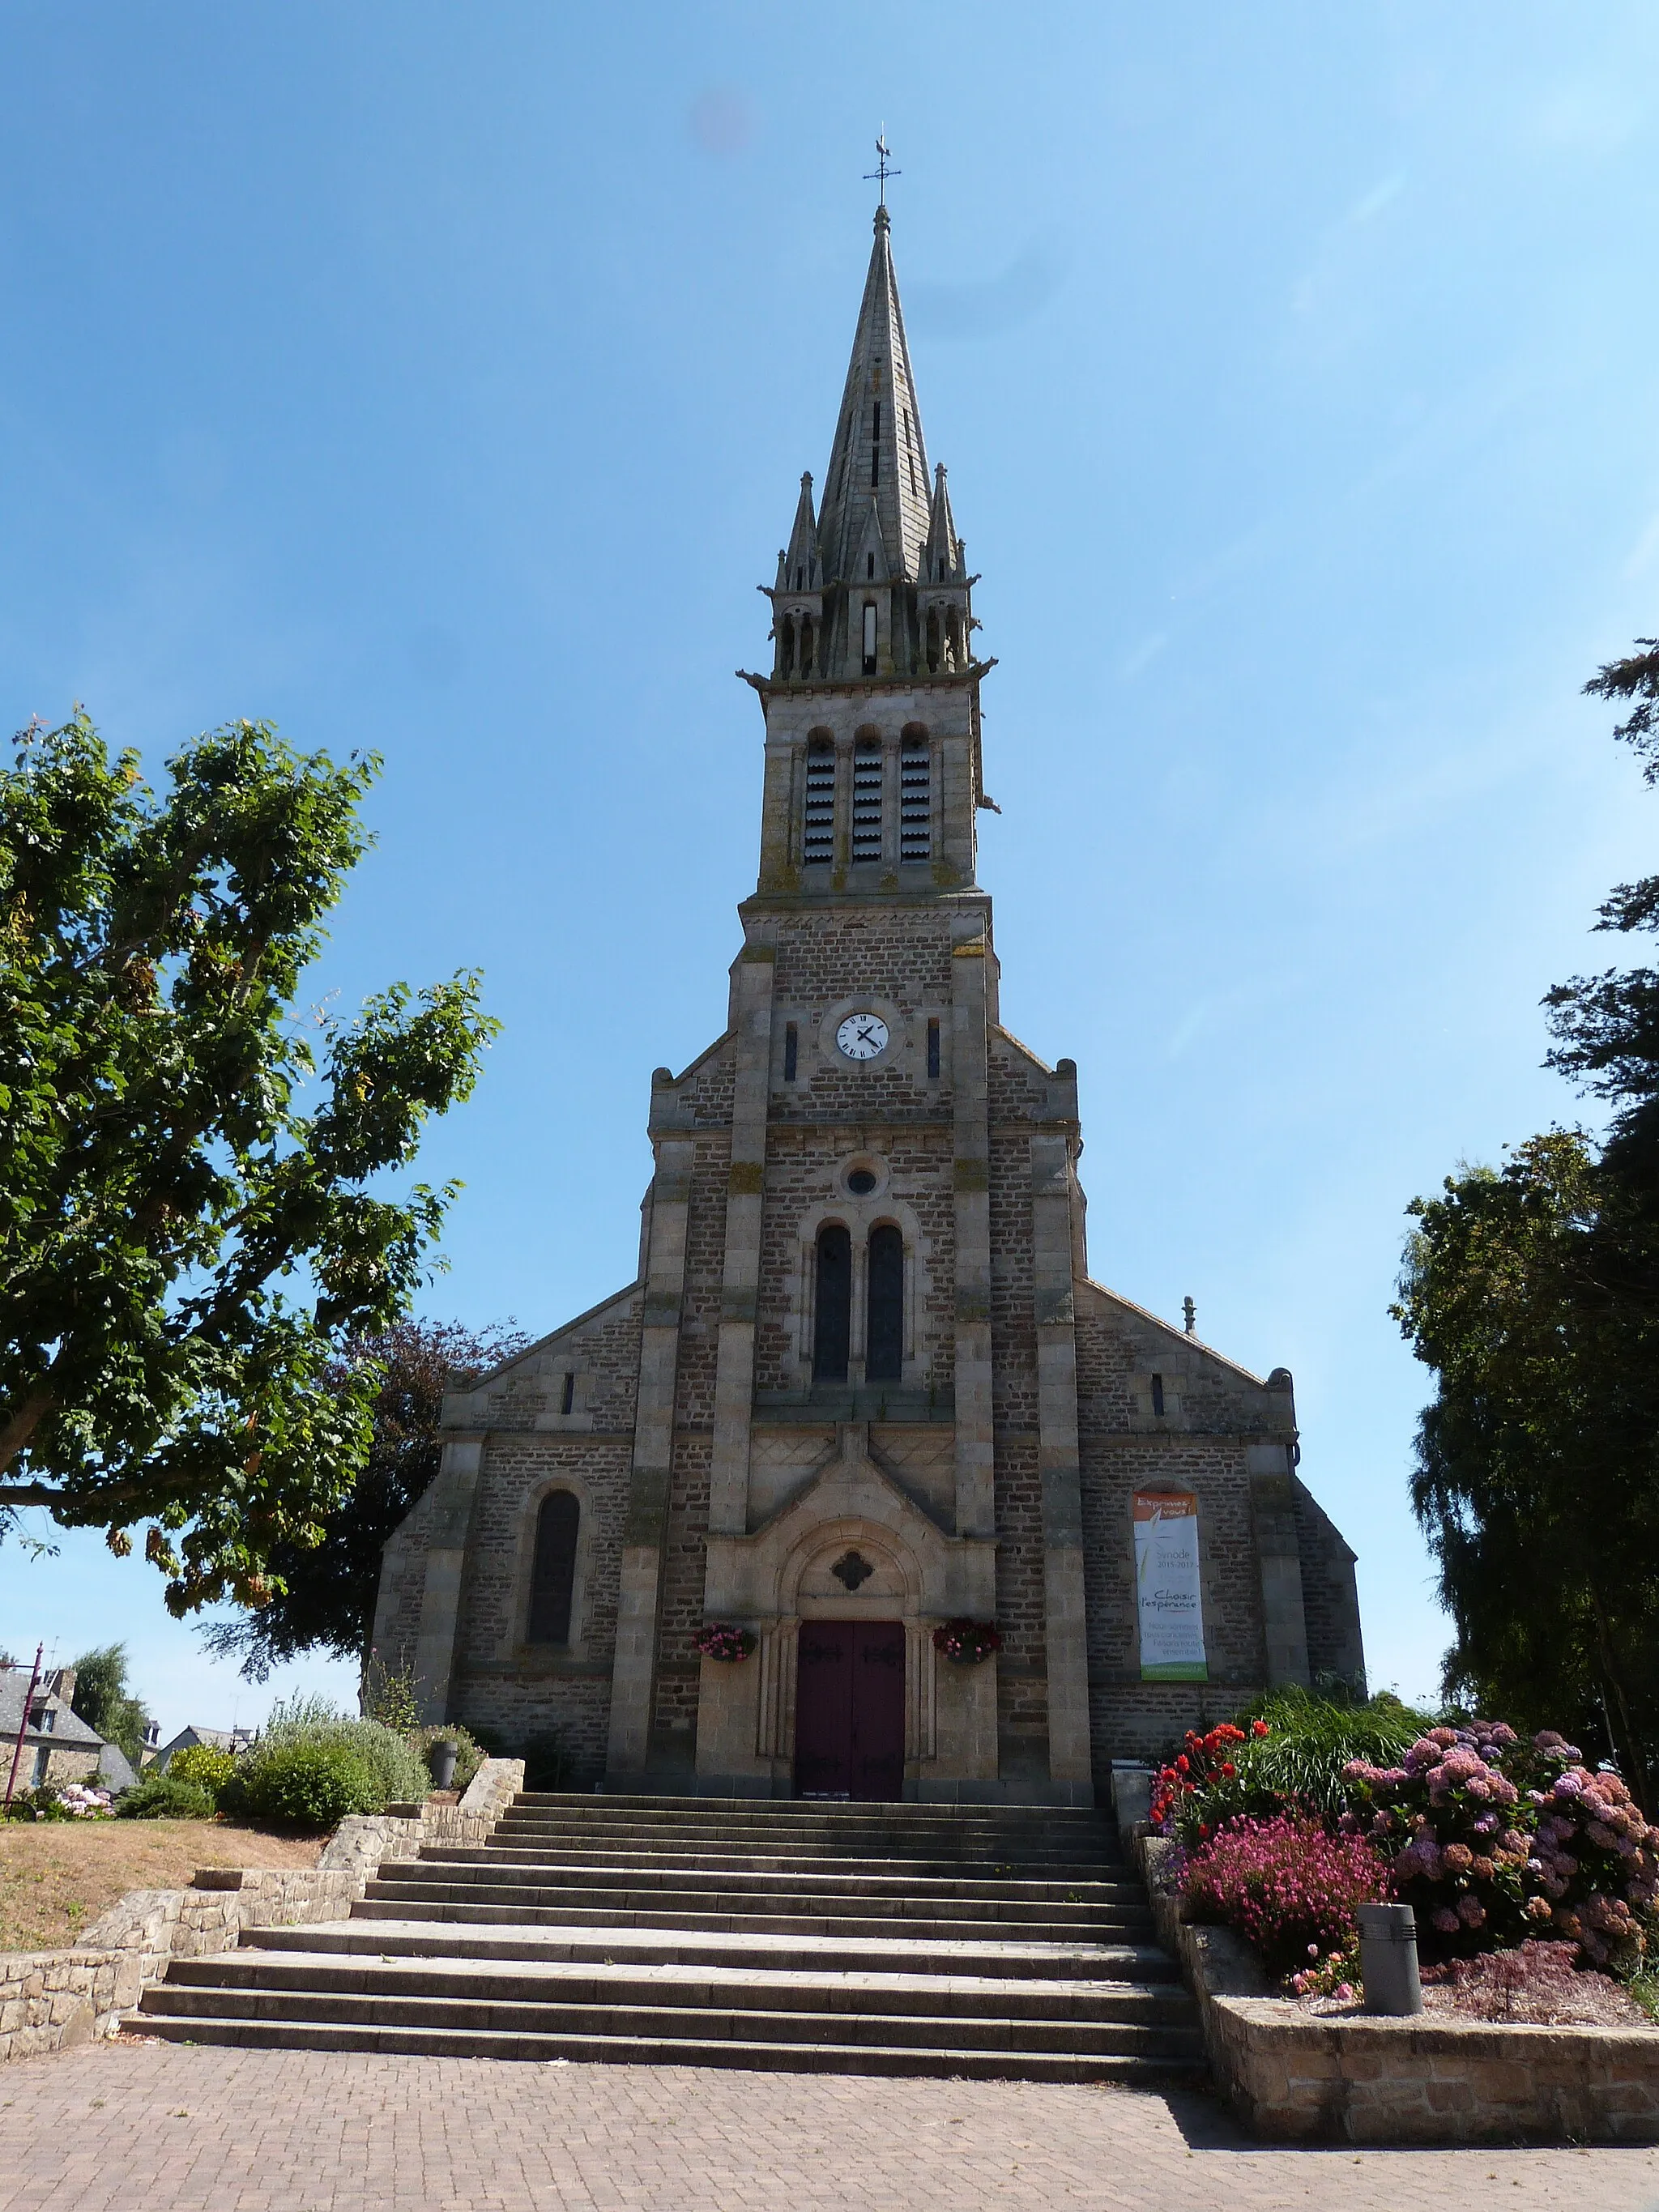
835;1012;889;1062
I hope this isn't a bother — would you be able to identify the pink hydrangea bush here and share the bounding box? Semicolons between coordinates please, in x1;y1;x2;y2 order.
1519;1737;1658;1969
1179;1813;1388;1976
1340;1720;1529;1952
1340;1722;1659;1970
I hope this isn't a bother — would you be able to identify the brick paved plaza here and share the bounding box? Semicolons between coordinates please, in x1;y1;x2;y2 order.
0;2042;1653;2211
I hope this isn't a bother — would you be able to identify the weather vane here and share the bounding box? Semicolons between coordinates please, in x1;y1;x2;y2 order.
864;131;900;207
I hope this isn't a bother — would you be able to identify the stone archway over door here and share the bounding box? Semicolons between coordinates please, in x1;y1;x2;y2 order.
793;1621;905;1798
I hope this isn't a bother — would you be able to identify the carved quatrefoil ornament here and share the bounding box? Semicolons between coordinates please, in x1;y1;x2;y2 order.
830;1549;876;1592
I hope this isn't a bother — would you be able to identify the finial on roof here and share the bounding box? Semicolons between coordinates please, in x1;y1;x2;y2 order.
864;131;899;212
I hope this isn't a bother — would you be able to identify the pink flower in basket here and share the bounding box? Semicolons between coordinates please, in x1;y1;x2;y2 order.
693;1622;757;1664
932;1618;1003;1665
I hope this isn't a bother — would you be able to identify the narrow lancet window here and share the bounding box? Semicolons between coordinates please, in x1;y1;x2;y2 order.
871;401;881;487
560;1371;575;1415
1151;1374;1166;1418
783;1021;798;1081
527;1491;579;1644
900;735;931;862
814;1225;852;1384
804;743;835;865
852;740;883;862
866;1224;903;1383
862;601;877;675
927;1017;940;1079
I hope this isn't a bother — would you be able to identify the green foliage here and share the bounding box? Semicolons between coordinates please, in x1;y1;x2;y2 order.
408;1723;483;1792
200;1319;527;1680
1230;1686;1429;1822
1154;1691;1429;1843
166;1743;237;1799
0;713;498;1612
114;1774;216;1820
1395;644;1659;1810
221;1698;429;1827
228;1739;381;1828
69;1643;152;1767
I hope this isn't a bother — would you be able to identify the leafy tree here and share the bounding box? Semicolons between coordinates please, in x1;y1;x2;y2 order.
200;1316;527;1679
69;1642;152;1767
1396;644;1659;1807
0;713;497;1612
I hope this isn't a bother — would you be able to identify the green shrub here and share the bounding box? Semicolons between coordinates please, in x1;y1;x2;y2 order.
115;1774;216;1820
167;1744;237;1800
221;1705;429;1829
231;1739;382;1828
408;1723;484;1793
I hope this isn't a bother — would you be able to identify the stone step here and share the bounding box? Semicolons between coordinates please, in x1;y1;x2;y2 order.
417;1850;1145;1902
349;1892;1138;1944
473;1840;1141;1875
514;1792;1110;1823
152;1950;1197;2027
374;1865;1149;1921
136;1983;1202;2061
483;1827;1122;1869
125;2012;1203;2085
252;1918;1183;1984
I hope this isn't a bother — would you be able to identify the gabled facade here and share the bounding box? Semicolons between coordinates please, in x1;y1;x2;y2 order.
373;207;1363;1804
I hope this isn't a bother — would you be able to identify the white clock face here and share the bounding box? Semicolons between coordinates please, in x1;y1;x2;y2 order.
835;1012;890;1062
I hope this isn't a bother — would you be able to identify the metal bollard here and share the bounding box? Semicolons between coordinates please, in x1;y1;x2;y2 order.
1357;1901;1422;2015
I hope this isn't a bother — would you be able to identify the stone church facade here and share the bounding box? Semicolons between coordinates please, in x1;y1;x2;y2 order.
373;206;1363;1805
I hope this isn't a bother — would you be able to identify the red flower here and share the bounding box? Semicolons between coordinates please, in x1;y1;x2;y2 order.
1221;1762;1237;1778
1252;1720;1270;1738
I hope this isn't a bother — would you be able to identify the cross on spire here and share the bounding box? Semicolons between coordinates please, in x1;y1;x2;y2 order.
864;132;899;207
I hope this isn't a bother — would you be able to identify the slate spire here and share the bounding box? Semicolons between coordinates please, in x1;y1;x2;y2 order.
815;205;932;590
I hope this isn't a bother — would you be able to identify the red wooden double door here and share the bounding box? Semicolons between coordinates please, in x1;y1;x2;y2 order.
793;1620;906;1800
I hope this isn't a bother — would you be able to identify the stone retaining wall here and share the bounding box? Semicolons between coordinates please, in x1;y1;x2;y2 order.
0;1757;524;2064
1132;1823;1659;2144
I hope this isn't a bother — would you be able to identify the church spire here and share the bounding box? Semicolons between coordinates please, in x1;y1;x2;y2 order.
815;206;932;592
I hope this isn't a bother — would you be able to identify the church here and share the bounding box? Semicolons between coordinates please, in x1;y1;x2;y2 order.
373;202;1364;1805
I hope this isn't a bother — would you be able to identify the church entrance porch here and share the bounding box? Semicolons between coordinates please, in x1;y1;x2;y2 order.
793;1617;906;1799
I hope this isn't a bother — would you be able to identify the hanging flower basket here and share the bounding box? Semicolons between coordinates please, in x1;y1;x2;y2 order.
932;1618;1003;1666
693;1622;757;1664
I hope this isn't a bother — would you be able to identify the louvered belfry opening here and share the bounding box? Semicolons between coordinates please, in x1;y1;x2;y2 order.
527;1490;579;1645
866;1223;904;1383
803;741;835;866
852;739;883;862
813;1224;852;1383
900;731;931;863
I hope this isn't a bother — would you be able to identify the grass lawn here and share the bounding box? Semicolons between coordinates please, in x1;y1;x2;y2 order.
0;1819;325;1954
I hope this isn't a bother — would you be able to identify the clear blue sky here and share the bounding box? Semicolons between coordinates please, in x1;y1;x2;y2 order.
2;3;1657;1737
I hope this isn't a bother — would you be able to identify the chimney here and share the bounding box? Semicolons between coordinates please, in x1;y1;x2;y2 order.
52;1665;76;1708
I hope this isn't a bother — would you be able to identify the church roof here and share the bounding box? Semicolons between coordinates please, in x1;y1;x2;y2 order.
814;206;932;588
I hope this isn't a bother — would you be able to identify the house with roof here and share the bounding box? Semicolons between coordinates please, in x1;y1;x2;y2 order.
0;1665;130;1794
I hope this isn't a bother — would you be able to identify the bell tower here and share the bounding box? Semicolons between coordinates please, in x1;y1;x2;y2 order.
748;204;992;901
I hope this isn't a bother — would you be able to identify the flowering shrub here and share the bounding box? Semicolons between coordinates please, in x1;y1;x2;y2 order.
1341;1719;1529;1952
931;1619;1002;1666
1289;1934;1359;2001
2;1780;113;1821
693;1622;757;1664
1149;1721;1264;1840
1519;1737;1658;1969
1181;1813;1388;1976
1341;1723;1659;1969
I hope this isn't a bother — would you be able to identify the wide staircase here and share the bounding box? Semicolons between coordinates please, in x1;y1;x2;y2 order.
131;1792;1205;2083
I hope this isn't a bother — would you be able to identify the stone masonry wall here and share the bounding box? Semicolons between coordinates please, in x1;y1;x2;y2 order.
1292;1476;1366;1686
0;1761;524;2065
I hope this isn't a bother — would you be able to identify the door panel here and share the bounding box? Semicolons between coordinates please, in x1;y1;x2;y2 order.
793;1619;906;1800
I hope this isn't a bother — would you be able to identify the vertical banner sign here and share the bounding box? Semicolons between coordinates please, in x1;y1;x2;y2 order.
1133;1491;1208;1682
